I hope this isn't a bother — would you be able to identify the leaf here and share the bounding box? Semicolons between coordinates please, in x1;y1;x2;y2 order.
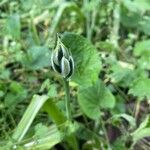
132;116;150;143
139;16;150;35
132;128;150;143
23;122;80;150
39;79;57;98
4;82;27;109
5;14;21;40
137;55;150;69
12;95;49;142
110;114;136;128
122;0;150;13
78;79;115;120
22;46;51;70
24;125;62;150
133;116;150;134
34;123;49;138
42;99;66;126
121;0;150;34
62;33;101;86
133;40;150;56
120;1;141;28
109;62;135;87
129;77;150;100
0;69;10;80
134;0;150;12
122;0;139;13
20;0;35;11
48;2;84;36
0;90;4;97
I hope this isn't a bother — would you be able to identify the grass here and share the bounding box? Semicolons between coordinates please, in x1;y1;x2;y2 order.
0;0;150;149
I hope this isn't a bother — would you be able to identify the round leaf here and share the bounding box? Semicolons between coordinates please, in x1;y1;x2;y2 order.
78;80;115;120
62;33;101;86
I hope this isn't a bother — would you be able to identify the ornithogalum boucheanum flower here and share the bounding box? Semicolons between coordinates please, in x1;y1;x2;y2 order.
51;34;74;79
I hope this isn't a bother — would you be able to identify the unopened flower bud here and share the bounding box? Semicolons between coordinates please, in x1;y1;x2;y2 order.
51;34;74;79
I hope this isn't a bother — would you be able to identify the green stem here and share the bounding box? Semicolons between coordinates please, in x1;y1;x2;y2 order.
84;0;91;40
30;19;40;45
101;118;112;150
63;78;72;121
63;79;79;150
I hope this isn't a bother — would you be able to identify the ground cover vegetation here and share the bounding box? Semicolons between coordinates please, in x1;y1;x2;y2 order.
0;0;150;149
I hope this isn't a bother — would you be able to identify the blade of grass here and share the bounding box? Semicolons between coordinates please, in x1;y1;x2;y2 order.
43;100;79;150
45;2;84;46
12;95;49;142
42;99;66;126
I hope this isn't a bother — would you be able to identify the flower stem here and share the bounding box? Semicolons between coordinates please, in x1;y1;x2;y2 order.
63;78;72;121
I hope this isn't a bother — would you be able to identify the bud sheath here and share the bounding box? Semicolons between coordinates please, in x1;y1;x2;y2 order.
51;34;74;79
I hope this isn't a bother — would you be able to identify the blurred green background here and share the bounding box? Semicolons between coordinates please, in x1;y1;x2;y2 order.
0;0;150;149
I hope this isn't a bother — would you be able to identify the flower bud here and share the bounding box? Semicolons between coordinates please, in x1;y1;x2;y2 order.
51;34;74;79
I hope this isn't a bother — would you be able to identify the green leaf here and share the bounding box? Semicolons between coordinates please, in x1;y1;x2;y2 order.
78;80;115;120
109;62;135;87
133;40;150;56
0;90;4;97
134;0;150;12
121;0;150;34
4;82;27;109
39;79;57;98
132;116;150;143
48;2;84;36
120;1;141;28
5;14;21;40
9;81;25;93
23;122;79;150
110;114;136;128
42;99;66;126
129;78;150;100
139;16;150;35
122;0;139;13
12;95;49;142
22;46;51;70
133;116;150;134
34;123;49;138
20;0;35;11
0;70;10;80
122;0;150;13
24;125;62;150
137;55;150;69
62;33;101;86
132;128;150;143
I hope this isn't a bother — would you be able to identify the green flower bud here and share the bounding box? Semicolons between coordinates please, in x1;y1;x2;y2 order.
51;34;74;79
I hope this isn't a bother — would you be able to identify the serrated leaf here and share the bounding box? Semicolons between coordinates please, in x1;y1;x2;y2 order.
78;80;115;120
129;78;150;100
62;33;101;86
